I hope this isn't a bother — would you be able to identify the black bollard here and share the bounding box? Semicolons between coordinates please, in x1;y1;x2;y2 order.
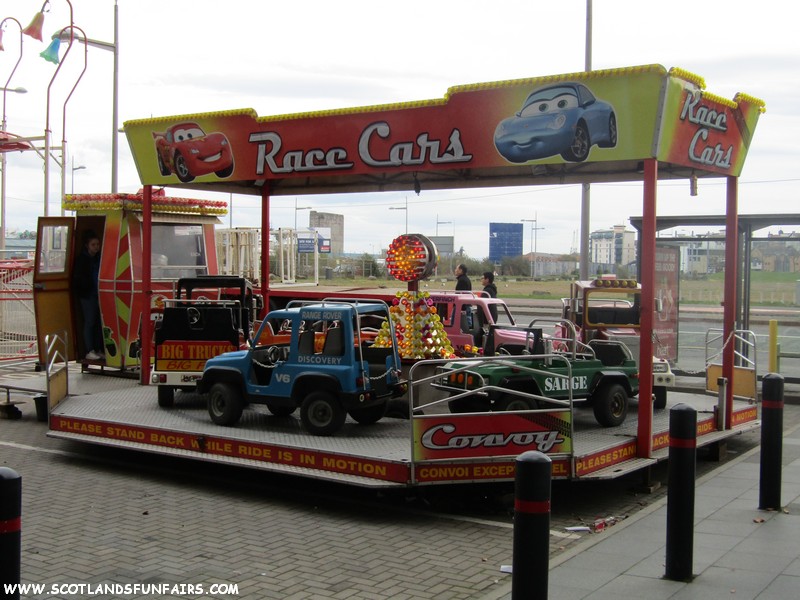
759;373;784;510
0;467;21;600
512;451;551;600
665;403;696;582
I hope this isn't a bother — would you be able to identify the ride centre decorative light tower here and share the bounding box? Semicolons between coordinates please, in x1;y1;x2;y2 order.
375;233;455;360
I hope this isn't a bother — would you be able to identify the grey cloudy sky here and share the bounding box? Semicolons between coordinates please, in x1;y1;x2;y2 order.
2;0;796;257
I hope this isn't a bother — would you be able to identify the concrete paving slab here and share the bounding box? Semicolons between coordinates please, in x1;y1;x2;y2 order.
489;411;800;600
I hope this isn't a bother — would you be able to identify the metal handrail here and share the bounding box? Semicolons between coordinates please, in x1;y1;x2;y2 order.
406;354;575;484
44;329;70;413
704;328;758;371
704;328;758;400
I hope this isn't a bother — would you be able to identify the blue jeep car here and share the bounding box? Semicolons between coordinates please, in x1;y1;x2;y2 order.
196;299;407;436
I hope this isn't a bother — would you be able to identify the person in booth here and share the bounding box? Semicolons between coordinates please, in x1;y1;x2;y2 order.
73;230;105;361
455;263;471;291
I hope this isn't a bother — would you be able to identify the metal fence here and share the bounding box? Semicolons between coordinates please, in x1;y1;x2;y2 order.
0;259;37;361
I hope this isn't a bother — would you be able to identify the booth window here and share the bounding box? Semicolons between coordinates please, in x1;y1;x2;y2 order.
37;225;69;274
151;224;209;279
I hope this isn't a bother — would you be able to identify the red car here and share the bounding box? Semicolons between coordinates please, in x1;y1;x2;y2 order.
153;122;234;183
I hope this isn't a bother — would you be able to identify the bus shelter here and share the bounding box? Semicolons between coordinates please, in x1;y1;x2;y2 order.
630;213;800;333
122;63;765;459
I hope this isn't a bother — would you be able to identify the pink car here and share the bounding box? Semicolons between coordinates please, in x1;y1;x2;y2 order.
153;122;234;183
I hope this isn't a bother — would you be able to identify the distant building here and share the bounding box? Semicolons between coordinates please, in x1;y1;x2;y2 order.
752;231;800;273
589;225;636;266
309;211;344;256
523;252;579;277
680;232;726;274
1;238;36;259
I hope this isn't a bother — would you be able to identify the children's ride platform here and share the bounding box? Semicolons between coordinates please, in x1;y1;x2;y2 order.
38;362;759;488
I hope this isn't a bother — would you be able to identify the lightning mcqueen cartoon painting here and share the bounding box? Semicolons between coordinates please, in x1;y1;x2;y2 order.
494;82;617;163
153;122;235;182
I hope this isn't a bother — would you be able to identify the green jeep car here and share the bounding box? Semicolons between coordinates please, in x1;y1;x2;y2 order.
432;324;643;427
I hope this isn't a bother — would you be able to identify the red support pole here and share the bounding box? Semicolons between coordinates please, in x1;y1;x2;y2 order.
722;176;738;428
260;184;270;319
140;185;153;385
637;158;657;458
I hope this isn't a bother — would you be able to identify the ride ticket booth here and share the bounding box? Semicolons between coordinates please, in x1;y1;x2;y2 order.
33;190;225;373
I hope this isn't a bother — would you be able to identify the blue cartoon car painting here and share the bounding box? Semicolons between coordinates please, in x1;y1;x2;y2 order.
494;83;617;163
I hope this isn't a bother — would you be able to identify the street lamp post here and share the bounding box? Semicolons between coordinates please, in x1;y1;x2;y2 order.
294;197;312;232
24;0;78;217
0;15;27;251
435;214;452;276
294;198;312;276
389;196;408;233
71;156;85;194
52;24;89;216
580;0;593;280
53;0;118;192
435;214;452;236
450;220;456;272
521;215;545;279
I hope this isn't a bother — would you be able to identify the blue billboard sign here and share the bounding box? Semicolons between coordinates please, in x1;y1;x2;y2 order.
489;223;523;262
298;228;331;254
298;237;317;253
